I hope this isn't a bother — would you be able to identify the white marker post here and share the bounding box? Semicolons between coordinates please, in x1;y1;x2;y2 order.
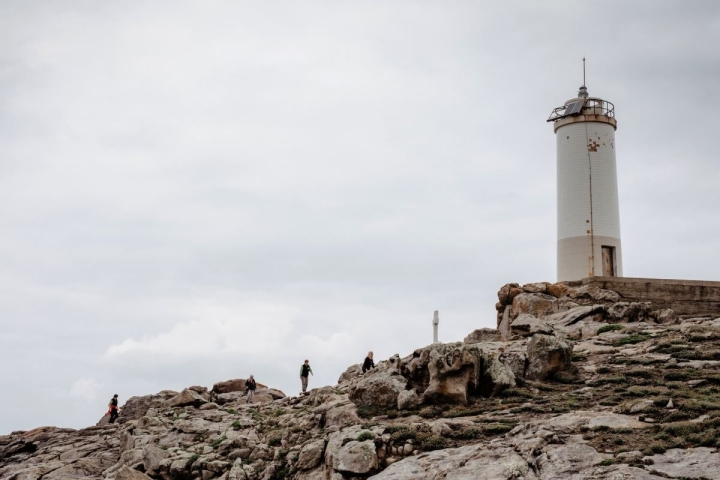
433;310;439;343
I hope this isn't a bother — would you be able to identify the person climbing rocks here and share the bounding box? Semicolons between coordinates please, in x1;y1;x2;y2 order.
299;359;313;394
245;374;257;403
362;351;375;373
107;394;119;424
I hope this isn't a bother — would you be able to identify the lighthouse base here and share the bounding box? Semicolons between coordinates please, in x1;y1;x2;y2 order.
557;235;623;282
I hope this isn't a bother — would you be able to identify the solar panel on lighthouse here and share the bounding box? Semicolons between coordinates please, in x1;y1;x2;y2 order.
564;99;584;116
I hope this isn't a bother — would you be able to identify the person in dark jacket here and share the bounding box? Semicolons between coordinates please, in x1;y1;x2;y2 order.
245;375;257;403
108;394;119;423
299;359;313;394
362;351;375;373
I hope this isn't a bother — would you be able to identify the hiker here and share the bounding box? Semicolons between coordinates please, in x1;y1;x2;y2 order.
362;351;375;373
108;394;119;424
245;374;257;403
299;359;313;394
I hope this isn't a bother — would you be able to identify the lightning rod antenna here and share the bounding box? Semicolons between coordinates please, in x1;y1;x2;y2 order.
583;57;586;87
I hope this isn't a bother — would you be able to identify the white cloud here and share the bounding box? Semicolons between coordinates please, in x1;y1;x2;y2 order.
70;378;103;402
104;305;297;362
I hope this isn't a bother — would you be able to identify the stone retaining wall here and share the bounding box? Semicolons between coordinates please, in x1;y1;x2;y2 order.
582;276;720;316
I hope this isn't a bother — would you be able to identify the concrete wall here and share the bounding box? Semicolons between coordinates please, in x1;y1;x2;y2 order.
583;276;720;316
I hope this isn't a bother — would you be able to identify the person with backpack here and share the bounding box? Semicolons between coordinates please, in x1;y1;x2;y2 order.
107;394;119;424
299;359;313;394
245;374;257;403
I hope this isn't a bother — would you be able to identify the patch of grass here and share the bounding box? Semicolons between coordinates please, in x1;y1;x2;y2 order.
588;376;626;387
268;435;282;447
483;423;515;435
654;343;691;354
597;324;624;334
449;428;481;440
265;418;278;428
645;442;666;455
231;420;242;430
624;386;670;397
271;408;287;417
511;404;547;414
383;424;442;451
270;464;290;480
503;387;534;399
598;459;614;466
689;334;714;342
553;371;578;384
614;334;652;346
400;409;419;417
443;407;484;418
672;350;720;361
357;404;396;419
661;421;700;437
420;436;447;451
356;431;374;442
611;357;663;365
663;371;689;381
389;427;417;442
664;411;694;423
186;454;200;469
419;406;444;418
210;435;227;449
226;408;238;415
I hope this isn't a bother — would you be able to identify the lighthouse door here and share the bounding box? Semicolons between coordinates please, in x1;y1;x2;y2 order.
601;246;615;277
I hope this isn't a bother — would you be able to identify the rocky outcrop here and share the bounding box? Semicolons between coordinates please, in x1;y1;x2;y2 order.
418;343;516;404
163;388;209;408
0;425;120;479
463;328;501;343
510;314;553;337
212;379;250;394
372;444;535;480
525;334;572;380
349;369;408;408
5;280;720;479
106;390;179;425
643;447;720;479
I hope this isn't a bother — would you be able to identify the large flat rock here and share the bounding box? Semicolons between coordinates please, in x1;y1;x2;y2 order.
538;411;648;431
643;447;720;479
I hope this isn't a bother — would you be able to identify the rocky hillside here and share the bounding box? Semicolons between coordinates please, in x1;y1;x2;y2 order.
4;280;720;479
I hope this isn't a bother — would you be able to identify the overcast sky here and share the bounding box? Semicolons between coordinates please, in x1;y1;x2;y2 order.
1;1;719;433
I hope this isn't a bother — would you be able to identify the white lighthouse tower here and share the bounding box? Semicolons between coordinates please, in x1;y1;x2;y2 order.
548;75;623;281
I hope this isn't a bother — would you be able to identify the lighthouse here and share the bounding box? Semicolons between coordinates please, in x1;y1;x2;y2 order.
548;81;623;282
